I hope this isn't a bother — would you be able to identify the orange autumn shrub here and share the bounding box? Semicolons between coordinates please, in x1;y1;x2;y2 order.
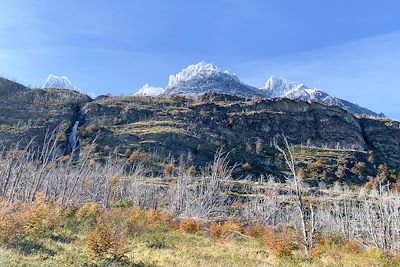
85;222;114;259
127;207;147;234
77;202;100;224
263;228;294;258
101;208;130;227
145;209;162;231
341;240;361;254
209;221;222;238
0;193;62;242
85;221;127;260
220;220;242;236
127;207;168;233
310;233;361;258
85;208;129;260
128;150;140;162
244;223;267;238
179;219;203;234
23;193;60;238
0;202;26;242
129;207;144;221
310;233;329;258
145;209;159;225
0;194;58;240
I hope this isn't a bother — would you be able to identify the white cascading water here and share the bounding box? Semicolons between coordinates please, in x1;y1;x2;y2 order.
69;120;79;152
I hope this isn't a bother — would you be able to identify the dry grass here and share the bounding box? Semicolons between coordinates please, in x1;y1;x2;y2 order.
1;201;400;267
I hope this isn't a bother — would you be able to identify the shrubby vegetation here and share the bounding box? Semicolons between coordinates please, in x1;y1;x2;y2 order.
1;129;400;266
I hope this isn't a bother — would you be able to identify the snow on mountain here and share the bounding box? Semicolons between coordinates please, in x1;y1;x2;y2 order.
164;62;264;98
261;76;384;117
135;84;165;97
163;63;383;117
168;62;240;87
261;76;298;97
42;75;80;91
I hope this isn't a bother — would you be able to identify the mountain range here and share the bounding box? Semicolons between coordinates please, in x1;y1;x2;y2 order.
135;62;384;118
260;76;384;117
15;62;384;118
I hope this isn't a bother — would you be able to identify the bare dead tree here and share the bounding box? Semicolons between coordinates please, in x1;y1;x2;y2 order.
273;134;316;256
241;176;281;226
167;148;236;220
2;126;400;255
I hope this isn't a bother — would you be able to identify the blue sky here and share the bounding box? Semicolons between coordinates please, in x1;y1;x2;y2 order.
0;0;399;119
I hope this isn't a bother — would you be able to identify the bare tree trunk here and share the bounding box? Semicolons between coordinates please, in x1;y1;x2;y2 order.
274;134;315;256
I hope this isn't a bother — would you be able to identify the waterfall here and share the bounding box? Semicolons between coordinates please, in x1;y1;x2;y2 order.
69;120;79;152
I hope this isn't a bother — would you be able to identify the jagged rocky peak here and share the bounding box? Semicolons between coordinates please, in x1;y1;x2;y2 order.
261;76;298;97
261;75;383;117
165;62;265;98
135;84;165;97
42;74;80;91
168;62;240;87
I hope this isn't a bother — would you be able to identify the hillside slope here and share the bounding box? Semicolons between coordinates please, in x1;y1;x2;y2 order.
0;77;91;150
79;93;399;183
0;77;399;184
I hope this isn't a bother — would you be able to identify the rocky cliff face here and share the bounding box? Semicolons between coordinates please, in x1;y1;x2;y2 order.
1;77;399;184
0;77;91;150
358;117;400;168
78;93;399;183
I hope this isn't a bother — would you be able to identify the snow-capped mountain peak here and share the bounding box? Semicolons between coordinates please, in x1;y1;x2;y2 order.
42;75;80;91
164;62;264;98
168;62;239;87
135;84;165;97
261;76;331;102
261;76;298;97
260;75;383;117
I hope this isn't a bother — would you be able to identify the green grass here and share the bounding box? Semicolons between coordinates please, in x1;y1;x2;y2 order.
0;228;271;267
126;231;271;267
